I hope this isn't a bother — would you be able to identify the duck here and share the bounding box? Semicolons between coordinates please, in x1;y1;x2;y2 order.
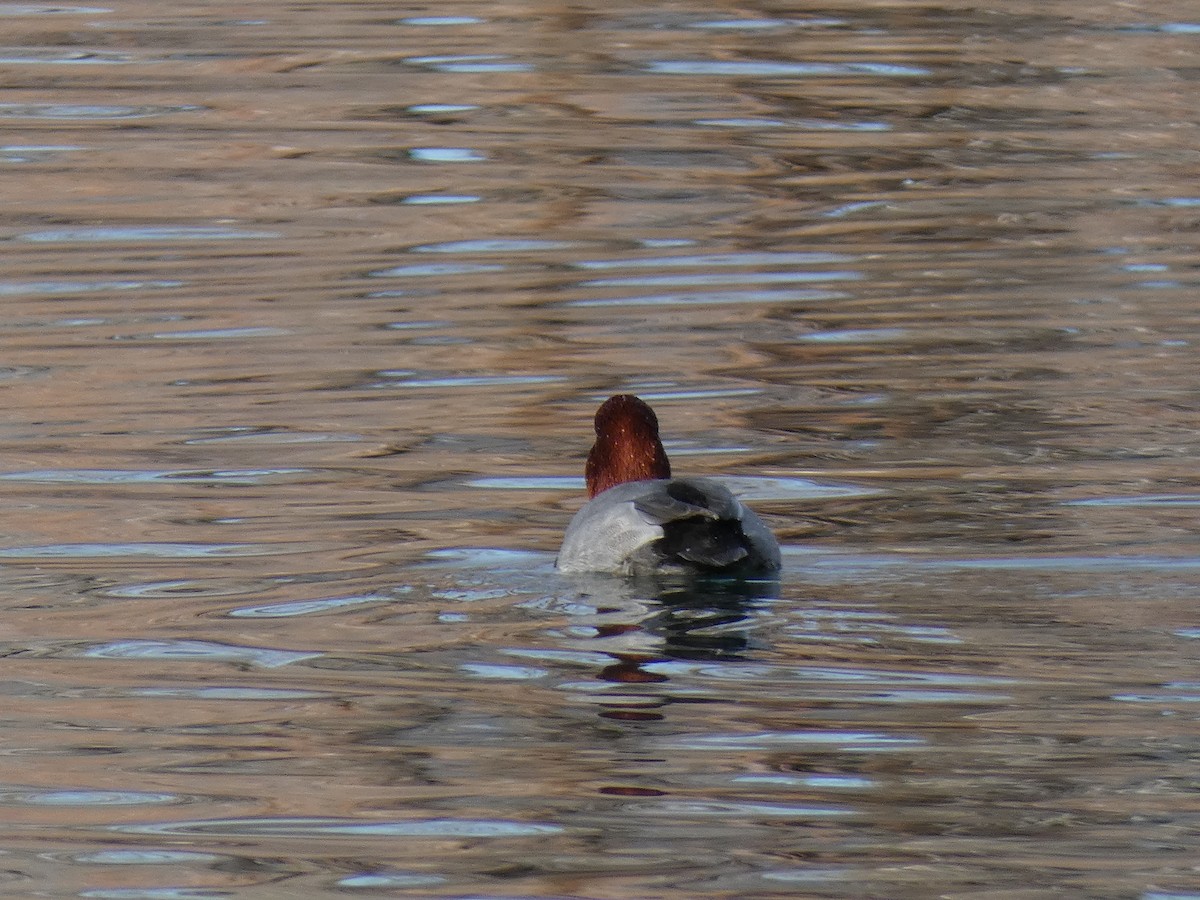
556;394;781;576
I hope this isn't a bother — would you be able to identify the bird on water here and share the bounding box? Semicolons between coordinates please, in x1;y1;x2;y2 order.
556;394;781;576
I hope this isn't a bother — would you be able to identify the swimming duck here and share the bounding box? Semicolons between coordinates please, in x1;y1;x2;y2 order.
556;395;781;575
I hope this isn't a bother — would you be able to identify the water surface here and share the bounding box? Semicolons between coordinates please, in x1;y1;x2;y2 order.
1;0;1198;897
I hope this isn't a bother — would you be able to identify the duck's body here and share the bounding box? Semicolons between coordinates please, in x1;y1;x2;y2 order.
555;395;781;576
557;475;780;575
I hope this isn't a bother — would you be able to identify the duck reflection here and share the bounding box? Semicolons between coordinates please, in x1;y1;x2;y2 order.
563;573;780;684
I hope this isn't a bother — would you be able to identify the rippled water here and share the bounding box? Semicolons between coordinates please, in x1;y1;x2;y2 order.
2;1;1199;897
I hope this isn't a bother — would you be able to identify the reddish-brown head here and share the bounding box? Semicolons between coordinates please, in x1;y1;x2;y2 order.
584;394;672;498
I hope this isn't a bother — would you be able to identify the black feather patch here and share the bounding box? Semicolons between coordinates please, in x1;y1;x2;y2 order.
665;480;711;508
658;518;751;568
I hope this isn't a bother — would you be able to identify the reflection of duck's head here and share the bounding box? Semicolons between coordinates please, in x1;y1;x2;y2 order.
557;394;782;576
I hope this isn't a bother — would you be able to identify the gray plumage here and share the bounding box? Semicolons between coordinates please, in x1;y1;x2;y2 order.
556;477;781;576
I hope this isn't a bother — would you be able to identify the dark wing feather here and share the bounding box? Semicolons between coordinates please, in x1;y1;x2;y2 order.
633;478;753;569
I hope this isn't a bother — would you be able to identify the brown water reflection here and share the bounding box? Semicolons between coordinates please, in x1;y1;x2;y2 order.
1;0;1198;897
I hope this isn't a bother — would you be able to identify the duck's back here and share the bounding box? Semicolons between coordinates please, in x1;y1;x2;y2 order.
556;477;780;575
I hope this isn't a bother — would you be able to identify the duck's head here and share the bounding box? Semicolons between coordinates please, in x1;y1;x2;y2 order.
584;394;672;498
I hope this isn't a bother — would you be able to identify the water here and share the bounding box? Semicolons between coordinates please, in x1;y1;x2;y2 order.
1;0;1198;896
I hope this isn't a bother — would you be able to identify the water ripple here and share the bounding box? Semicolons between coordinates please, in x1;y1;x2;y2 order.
80;890;225;899
114;816;564;838
227;593;401;618
369;262;505;277
0;4;112;13
398;15;483;26
79;639;320;668
417;547;548;569
1063;494;1200;507
695;117;889;131
132;686;335;700
0;103;201;119
461;663;549;680
413;238;579;253
629;799;851;818
0;143;81;162
500;647;613;667
690;17;846;29
406;103;479;114
0;788;178;806
16;225;278;242
101;580;267;602
408;147;486;162
733;773;874;790
0;49;130;63
662;730;923;751
573;251;848;270
405;53;532;72
924;555;1200;572
627;387;763;401
337;872;447;888
0;468;307;485
400;194;481;205
182;428;363;445
138;326;290;340
795;551;1200;575
466;474;878;501
798;327;909;343
467;476;580;491
0;542;304;559
372;372;564;389
565;288;846;308
0;364;49;381
646;60;930;77
579;270;861;288
0;279;182;297
71;850;222;865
